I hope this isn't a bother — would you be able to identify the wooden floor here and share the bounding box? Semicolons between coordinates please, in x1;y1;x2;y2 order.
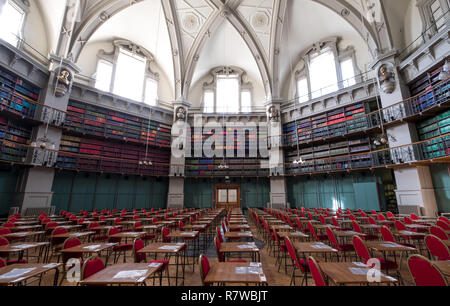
15;215;420;286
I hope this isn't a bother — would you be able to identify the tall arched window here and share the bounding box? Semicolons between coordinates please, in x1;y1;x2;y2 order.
202;66;253;114
294;37;360;103
94;40;159;106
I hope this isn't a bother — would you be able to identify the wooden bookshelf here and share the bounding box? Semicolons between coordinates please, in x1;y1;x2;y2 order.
0;68;40;119
65;100;171;148
417;109;450;159
0;115;31;163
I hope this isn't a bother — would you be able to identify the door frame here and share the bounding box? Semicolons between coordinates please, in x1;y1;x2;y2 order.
215;184;241;210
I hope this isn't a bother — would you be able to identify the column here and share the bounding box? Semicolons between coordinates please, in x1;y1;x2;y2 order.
265;99;287;209
167;100;191;209
371;52;439;216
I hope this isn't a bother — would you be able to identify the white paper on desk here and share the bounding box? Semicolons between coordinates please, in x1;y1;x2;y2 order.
148;263;161;268
348;267;370;275
159;246;179;250
352;262;368;267
250;262;262;267
380;243;402;248
237;245;255;249
311;244;331;249
12;244;35;249
0;268;36;279
83;245;101;250
71;233;86;237
235;267;263;275
182;232;196;235
113;270;148;279
260;275;267;282
43;263;59;268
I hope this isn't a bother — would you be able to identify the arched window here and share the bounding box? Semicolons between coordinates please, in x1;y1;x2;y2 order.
202;66;253;114
94;40;159;106
294;37;360;103
0;0;28;48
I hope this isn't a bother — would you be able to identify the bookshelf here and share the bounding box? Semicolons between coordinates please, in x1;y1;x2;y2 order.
186;125;270;177
0;68;40;119
417;109;450;159
56;134;170;176
285;135;373;175
0;115;31;163
65;100;171;148
283;102;376;146
409;66;450;113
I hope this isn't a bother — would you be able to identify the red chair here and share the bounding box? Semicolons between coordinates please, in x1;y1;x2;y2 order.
425;235;450;261
2;222;14;229
407;254;448;286
285;237;309;286
0;258;5;268
81;256;105;281
437;217;450;224
386;211;395;219
319;215;326;225
430;226;449;240
326;227;354;261
377;214;387;221
133;239;169;285
307;256;328;286
394;221;424;243
351;221;378;240
162;227;171;243
108;227;133;263
199;254;211;286
214;237;246;263
352;235;400;279
380;226;415;249
436;220;450;231
272;227;289;273
216;226;224;243
307;221;328;241
50;227;68;256
0;237;28;264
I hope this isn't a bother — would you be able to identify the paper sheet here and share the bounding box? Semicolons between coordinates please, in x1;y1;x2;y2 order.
235;267;263;275
148;263;161;268
113;270;148;279
348;267;370;275
11;244;35;249
83;245;101;250
0;268;36;279
352;262;368;267
311;244;331;249
237;245;256;249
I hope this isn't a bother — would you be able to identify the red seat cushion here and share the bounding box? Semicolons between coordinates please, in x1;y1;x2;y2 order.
113;243;133;252
338;244;355;251
7;259;27;265
149;259;169;270
367;257;398;270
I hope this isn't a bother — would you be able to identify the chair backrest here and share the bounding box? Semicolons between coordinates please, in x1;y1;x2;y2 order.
0;228;11;235
319;215;326;225
199;254;210;286
386;211;394;219
430;226;449;240
377;214;386;221
436;220;450;231
437;217;450;224
285;237;304;271
331;217;339;228
2;222;14;228
216;226;224;243
308;257;327;286
108;227;120;243
325;227;339;249
162;227;171;243
404;217;413;225
81;256;105;280
88;222;99;230
407;254;448;286
368;217;377;225
425;235;450;260
295;218;304;231
133;239;146;263
351;220;362;233
0;237;9;246
410;214;419;221
394;220;406;231
0;258;5;268
307;222;318;239
51;227;68;236
352;235;371;263
134;222;142;229
62;238;82;263
380;226;395;243
46;222;59;230
214;236;225;262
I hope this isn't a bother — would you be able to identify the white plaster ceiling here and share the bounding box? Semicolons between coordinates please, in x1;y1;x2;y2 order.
34;0;67;54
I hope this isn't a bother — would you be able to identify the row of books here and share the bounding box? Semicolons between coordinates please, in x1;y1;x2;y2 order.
417;109;450;159
0;115;31;163
65;100;172;148
0;68;40;119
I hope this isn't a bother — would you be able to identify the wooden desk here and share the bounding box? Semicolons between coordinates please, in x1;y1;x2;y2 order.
219;242;260;262
319;262;398;285
365;241;416;253
80;263;163;286
224;231;254;240
203;262;267;286
0;231;45;241
293;242;338;262
109;232;145;243
10;225;42;232
0;263;61;286
0;242;50;263
52;231;95;240
60;243;117;257
137;243;187;285
278;231;309;240
272;225;294;231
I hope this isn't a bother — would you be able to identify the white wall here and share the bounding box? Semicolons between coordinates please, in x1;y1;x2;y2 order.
404;0;423;51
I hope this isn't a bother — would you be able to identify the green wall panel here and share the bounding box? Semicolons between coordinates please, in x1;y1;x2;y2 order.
430;164;450;213
0;167;19;216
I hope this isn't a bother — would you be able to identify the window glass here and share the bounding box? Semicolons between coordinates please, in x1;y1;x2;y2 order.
241;90;252;113
309;49;338;99
297;78;309;103
94;60;113;92
144;78;158;106
0;0;25;47
216;74;239;113
341;58;356;88
113;48;146;102
204;91;215;113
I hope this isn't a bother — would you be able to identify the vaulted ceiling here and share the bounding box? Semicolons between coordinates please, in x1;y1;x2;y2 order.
32;0;395;106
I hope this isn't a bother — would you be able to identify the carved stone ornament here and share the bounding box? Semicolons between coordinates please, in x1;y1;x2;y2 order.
378;64;396;94
175;107;187;122
54;69;72;97
268;106;280;122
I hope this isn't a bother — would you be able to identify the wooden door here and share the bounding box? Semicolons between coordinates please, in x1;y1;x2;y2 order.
215;184;240;211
